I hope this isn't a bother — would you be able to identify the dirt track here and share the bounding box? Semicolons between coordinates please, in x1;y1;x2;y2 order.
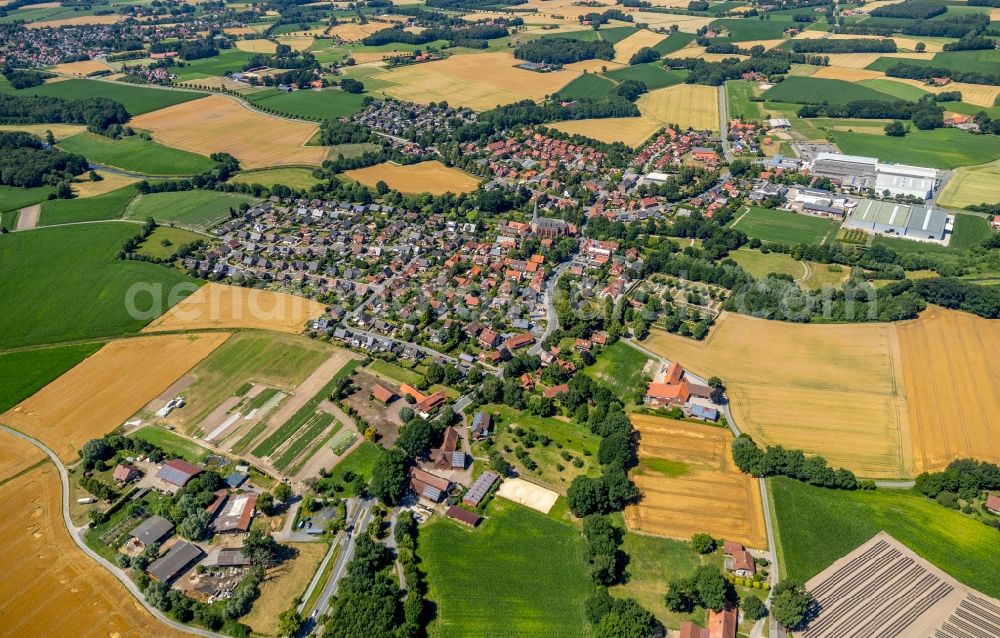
14;204;40;231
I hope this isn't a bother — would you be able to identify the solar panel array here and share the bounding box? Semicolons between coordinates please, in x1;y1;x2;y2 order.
935;596;1000;638
463;470;499;507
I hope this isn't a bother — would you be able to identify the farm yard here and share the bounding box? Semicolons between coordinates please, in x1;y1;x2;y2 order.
343;161;481;195
369;51;578;111
143;282;327;334
418;498;592;638
643;312;910;479
0;333;229;462
624;415;768;548
897;306;1000;473
130;95;328;168
0;462;192;638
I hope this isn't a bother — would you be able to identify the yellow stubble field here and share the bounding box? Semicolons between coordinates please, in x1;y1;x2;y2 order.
613;29;668;64
236;38;278;53
343;160;481;195
370;51;578;111
130;94;327;168
937;161;1000;209
329;21;386;41
143;282;327;334
897;306;1000;473
624;415;768;548
0;430;45;484
0;461;192;638
0;333;229;462
71;170;138;198
642;312;911;478
49;59;114;76
27;14;122;28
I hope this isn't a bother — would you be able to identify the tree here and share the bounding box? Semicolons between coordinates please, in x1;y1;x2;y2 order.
81;438;112;468
568;476;610;517
771;580;814;630
178;508;212;540
694;565;730;611
664;577;697;612
884;120;906;137
396;418;437;458
370;448;408;505
276;608;303;637
915;42;926;52
243;530;281;566
741;594;768;621
273;482;292;504
594;600;664;637
691;533;716;554
256;491;275;515
54;180;73;199
375;179;389;195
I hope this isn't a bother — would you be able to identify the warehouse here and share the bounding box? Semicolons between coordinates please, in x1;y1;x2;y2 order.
809;152;878;190
843;198;948;241
808;153;939;200
874;162;938;200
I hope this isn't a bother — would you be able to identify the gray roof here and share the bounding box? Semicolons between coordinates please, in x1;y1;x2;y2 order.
463;471;499;508
450;452;467;469
421;485;443;502
155;459;202;487
147;540;203;583
130;515;174;547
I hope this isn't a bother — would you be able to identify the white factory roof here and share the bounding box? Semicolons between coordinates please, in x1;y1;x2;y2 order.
814;152;879;166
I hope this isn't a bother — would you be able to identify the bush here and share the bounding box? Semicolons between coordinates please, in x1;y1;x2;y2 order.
742;594;768;621
691;533;717;554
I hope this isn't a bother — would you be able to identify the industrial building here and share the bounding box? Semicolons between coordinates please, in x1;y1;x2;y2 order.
809;152;939;200
843;198;948;242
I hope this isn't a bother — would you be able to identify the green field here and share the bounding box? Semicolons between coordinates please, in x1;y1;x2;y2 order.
762;77;897;105
0;184;53;214
582;340;651;400
58;132;216;176
228;167;323;190
857;78;930;101
248;88;367;120
0;223;197;349
172;49;256;81
273;413;337;471
419;498;592;638
326;440;380;484
182;333;335;431
365;358;423;386
37;184;138;226
0;4;101;23
603;64;686;90
124;190;257;229
0;343;101;413
709;17;791;41
133;426;212;463
729;248;805;280
830;128;1000;169
136;226;206;259
5;79;207;115
231;422;268;455
556;73;614;100
726;80;761;120
733;206;842;245
653;31;696;55
598;26;641;45
769;477;1000;598
867;49;1000;76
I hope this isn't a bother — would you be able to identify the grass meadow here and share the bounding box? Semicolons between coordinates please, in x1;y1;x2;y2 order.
0;223;197;349
248;88;367;120
124;190;257;229
725;80;762;120
137;226;206;259
419;498;593;638
603;64;686;90
557;73;614;100
58;132;217;176
0;184;53;215
133;426;212;463
733;206;842;245
0;343;100;413
228;167;323;190
653;31;696;55
7;79;206;115
38;184;138;226
582;340;652;400
762;77;897;105
830;128;1000;169
769;477;1000;597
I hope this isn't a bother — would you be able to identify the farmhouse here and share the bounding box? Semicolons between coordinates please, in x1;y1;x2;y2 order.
113;463;140;483
156;459;203;488
987;494;1000;515
645;381;690;406
210;492;257;534
148;540;204;583
129;515;174;548
410;467;451;503
470;411;493;440
463;470;499;508
414;390;447;418
445;506;482;527
432;427;466;471
723;540;756;578
843;198;948;242
679;606;737;638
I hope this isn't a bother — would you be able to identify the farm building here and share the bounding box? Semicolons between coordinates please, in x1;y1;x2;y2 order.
148;540;204;583
463;470;499;508
211;492;257;534
680;606;737;638
723;540;756;578
802;531;1000;637
371;384;396;404
156;459;203;487
986;494;1000;515
843;198;948;242
808;152;938;199
225;470;247;489
470;411;493;440
445;506;482;528
690;404;719;422
113;464;140;483
645;381;690;406
410;467;451;503
432;427;466;471
414;390;447;418
129;515;174;548
212;548;249;568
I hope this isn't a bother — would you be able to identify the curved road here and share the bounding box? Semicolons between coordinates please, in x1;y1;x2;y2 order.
0;424;223;638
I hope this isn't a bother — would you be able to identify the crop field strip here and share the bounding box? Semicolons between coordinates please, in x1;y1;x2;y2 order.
272;413;338;471
343;160;481;195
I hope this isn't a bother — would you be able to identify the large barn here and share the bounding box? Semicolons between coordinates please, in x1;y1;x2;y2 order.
843;198;948;242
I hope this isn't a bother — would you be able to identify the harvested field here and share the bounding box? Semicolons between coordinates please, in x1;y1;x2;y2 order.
348;51;394;64
130;94;326;168
343;160;480;195
235;38;277;53
329;21;384;41
0;462;190;637
0;333;229;462
27;14;122;28
821;52;935;69
564;59;625;73
143;282;326;334
897;306;1000;473
276;35;314;51
0;123;86;140
245;542;327;635
891;79;1000;107
625;415;767;548
613;28;666;64
810;66;884;81
643;312;911;478
71;170;138;198
937;160;1000;210
552;116;663;147
49;59;113;76
0;430;44;484
371;51;578;111
496;477;560;514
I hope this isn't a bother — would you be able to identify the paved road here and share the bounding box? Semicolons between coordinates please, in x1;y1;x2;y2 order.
718;85;735;163
309;498;375;617
529;260;572;356
346;327;459;365
0;425;219;638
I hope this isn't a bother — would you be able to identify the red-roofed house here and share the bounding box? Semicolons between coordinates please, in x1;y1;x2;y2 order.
665;361;685;384
986;494;1000;515
543;384;568;399
724;540;756;578
644;381;690;406
679;606;737;638
415;391;447;418
113;464;140;483
505;333;534;350
371;384;396;404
